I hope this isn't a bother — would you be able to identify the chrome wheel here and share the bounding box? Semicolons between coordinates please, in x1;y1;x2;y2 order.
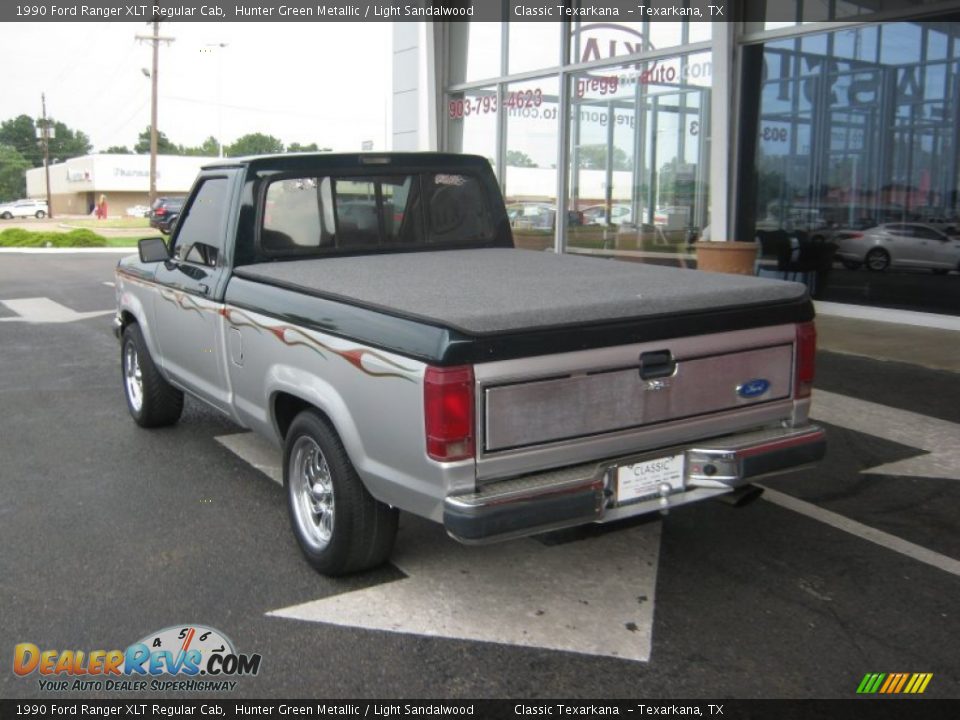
289;435;335;551
123;341;143;412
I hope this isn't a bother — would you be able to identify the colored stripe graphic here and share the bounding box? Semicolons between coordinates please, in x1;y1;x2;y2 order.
857;672;932;694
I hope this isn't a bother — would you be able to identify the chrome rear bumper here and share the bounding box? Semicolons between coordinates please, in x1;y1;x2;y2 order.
443;424;826;543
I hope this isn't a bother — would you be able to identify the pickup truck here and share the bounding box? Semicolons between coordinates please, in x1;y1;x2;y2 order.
114;152;826;576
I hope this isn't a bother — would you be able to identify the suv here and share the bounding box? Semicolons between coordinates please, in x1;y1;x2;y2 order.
0;199;48;219
148;196;185;234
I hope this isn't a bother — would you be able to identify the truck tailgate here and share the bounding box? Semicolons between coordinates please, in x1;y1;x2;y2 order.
485;343;793;451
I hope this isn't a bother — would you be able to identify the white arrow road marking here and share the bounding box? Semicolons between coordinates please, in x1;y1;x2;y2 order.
269;523;661;662
812;389;960;479
0;297;113;324
215;431;661;662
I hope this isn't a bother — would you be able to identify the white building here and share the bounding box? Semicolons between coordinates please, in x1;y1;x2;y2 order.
25;154;216;216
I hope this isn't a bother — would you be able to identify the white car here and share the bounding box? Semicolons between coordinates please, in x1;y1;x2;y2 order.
126;205;151;218
836;222;960;273
0;199;48;219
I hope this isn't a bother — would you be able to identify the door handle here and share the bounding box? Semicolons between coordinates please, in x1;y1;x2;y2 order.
199;283;210;296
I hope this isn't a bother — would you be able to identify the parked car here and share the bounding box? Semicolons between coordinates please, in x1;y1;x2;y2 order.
148;196;185;234
126;205;151;218
582;203;634;226
115;152;825;576
507;202;584;230
835;222;960;273
0;199;48;219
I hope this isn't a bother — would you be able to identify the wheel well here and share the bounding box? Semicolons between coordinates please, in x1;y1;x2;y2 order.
274;392;321;440
120;311;137;332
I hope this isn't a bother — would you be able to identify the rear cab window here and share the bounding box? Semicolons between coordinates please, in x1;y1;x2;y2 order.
259;171;496;257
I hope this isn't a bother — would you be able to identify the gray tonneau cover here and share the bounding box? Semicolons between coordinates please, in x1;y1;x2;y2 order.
233;248;807;336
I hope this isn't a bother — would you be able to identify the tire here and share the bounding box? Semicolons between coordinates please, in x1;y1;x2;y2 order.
35;210;46;219
840;259;862;270
121;323;184;428
865;248;890;272
284;410;398;576
1;212;11;219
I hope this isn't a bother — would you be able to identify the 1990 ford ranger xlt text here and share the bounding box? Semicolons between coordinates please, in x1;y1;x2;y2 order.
114;153;826;576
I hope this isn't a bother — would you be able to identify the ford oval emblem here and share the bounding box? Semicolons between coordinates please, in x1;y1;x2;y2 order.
737;378;771;399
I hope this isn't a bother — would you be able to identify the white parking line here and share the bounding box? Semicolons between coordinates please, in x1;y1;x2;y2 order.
760;487;960;579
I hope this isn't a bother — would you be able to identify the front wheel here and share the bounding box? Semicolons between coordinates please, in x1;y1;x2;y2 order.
121;323;184;427
284;410;398;576
865;248;890;272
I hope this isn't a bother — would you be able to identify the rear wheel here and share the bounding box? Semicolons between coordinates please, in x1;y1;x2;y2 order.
1;212;11;219
121;323;183;427
284;410;398;576
35;210;46;219
865;248;890;272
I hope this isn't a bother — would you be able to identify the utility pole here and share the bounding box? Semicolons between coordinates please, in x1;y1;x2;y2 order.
136;20;174;207
40;93;53;219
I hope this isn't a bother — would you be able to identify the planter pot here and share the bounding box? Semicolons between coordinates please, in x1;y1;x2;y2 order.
695;241;758;275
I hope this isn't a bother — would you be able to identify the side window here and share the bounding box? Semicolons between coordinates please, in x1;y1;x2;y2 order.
173;178;228;267
912;225;941;240
262;177;325;251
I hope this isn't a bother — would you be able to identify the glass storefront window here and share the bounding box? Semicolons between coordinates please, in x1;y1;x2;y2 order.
742;21;960;315
566;52;711;265
503;77;560;250
447;22;501;85
508;23;560;75
445;86;499;177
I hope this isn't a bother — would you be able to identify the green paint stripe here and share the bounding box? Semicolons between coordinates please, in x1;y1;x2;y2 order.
856;674;874;693
868;673;887;693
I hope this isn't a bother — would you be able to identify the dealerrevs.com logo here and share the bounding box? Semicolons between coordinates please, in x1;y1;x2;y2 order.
13;625;262;692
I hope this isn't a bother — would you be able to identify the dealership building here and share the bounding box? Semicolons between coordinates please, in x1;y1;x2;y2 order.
25;154;215;216
392;3;960;316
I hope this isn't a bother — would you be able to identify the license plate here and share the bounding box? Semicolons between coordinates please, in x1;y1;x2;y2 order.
616;454;685;504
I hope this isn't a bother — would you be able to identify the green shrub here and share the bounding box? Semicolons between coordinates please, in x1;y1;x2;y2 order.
0;228;108;247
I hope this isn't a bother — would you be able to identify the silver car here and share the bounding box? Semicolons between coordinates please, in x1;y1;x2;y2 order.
835;222;960;274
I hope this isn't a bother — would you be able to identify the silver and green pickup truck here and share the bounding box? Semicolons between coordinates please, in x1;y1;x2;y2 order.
114;152;825;576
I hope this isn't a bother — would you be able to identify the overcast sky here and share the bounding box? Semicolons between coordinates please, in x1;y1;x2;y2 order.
0;22;393;153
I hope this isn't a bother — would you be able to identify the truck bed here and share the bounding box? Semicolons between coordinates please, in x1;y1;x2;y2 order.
233;247;809;337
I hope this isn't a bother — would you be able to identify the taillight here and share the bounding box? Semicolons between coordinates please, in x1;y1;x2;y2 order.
424;365;474;461
795;321;817;399
155;207;166;216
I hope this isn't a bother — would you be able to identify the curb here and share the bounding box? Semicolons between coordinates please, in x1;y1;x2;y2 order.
0;247;134;254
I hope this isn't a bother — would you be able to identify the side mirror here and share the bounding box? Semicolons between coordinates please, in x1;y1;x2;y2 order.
138;237;170;263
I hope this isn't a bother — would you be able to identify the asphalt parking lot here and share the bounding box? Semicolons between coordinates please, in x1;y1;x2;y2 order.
1;251;958;700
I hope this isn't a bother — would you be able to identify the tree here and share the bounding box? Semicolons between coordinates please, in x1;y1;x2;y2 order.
103;145;132;154
47;120;91;162
0;115;42;166
0;115;91;166
0;144;29;201
179;136;220;157
506;150;537;168
286;142;320;153
575;144;632;171
134;126;178;155
225;133;284;157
